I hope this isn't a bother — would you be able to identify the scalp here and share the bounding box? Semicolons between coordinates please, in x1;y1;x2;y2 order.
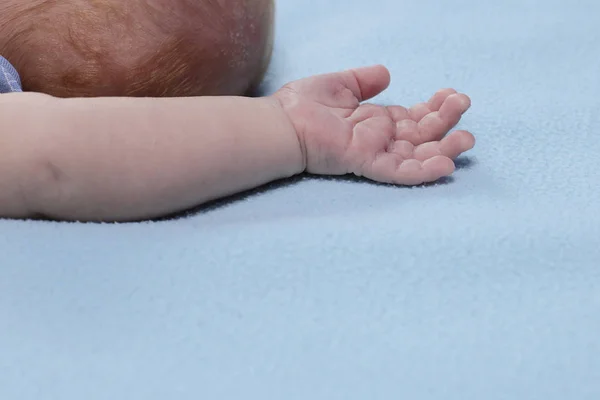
0;0;274;97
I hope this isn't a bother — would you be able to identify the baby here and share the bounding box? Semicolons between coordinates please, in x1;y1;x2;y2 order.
0;0;475;222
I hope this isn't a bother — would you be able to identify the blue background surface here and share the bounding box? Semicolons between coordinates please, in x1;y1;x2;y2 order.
2;0;600;398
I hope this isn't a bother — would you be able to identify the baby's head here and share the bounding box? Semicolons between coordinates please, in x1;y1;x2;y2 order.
0;0;274;97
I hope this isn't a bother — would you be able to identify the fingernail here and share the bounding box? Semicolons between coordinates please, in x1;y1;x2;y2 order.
458;95;472;109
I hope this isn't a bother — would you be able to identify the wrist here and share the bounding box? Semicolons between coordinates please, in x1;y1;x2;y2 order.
267;94;307;174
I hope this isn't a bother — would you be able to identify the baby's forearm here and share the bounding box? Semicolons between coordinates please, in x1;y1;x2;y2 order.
0;93;303;221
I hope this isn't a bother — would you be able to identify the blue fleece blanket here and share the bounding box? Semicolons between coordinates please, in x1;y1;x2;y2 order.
2;0;600;399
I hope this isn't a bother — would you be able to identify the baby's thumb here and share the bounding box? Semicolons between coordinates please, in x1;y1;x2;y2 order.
341;65;391;102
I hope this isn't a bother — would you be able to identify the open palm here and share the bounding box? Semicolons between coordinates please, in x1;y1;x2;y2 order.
274;65;475;185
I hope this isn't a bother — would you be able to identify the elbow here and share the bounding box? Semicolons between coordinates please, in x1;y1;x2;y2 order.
0;93;72;220
0;159;62;221
18;156;69;220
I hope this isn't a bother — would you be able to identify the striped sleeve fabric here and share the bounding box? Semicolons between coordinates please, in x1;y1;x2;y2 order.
0;56;22;93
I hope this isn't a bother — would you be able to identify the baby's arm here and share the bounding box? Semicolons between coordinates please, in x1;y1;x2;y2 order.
0;93;303;221
0;65;475;222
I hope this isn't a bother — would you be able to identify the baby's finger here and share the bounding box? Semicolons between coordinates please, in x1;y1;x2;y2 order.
428;88;458;111
396;157;455;185
385;105;410;122
439;93;471;122
339;65;391;102
416;94;471;143
407;102;432;122
394;119;420;143
406;89;460;122
412;130;476;161
368;154;455;186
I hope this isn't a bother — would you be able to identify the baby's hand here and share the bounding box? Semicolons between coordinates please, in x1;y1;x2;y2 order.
273;65;475;185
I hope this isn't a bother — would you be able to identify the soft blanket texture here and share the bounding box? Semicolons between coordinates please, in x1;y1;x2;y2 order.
2;0;600;398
